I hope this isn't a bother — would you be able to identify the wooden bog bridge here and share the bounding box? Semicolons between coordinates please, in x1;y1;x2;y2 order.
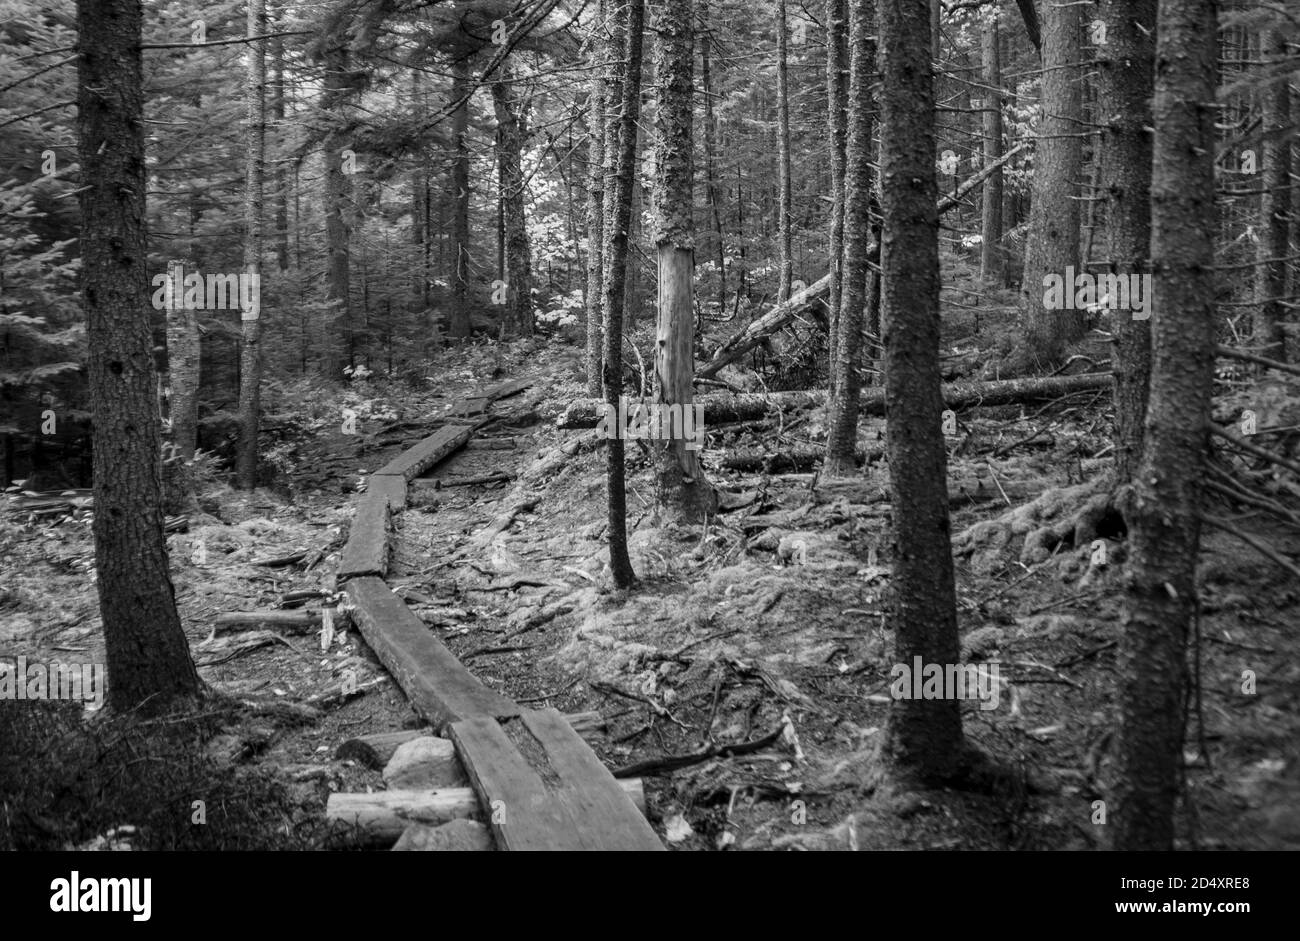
328;379;663;851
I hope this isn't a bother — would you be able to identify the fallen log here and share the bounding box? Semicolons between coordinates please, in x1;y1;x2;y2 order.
697;148;1028;381
558;373;1112;429
697;275;833;380
325;778;646;846
718;443;886;472
212;610;327;636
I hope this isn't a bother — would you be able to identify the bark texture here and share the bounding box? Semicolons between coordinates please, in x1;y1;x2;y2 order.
492;65;534;336
877;0;965;781
76;0;201;714
652;0;716;520
1020;0;1084;364
1115;0;1218;851
601;0;645;588
824;0;875;478
1098;0;1156;482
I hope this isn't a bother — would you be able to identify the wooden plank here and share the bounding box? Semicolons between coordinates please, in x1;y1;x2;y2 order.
345;577;520;729
449;711;662;851
447;715;586;851
338;491;389;580
372;424;474;480
324;779;646;846
366;473;407;511
484;377;533;402
519;709;664;851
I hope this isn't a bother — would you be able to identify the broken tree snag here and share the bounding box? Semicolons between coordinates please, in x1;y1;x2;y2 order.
697;157;1021;383
365;473;407;511
559;373;1112;428
325;779;646;846
372;424;475;480
338;489;391;580
448;710;664;851
345;576;520;729
697;274;832;380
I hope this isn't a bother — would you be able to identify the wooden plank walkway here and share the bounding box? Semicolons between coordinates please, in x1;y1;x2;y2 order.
372;424;475;480
345;576;521;729
449;709;664;851
337;489;390;580
335;375;662;850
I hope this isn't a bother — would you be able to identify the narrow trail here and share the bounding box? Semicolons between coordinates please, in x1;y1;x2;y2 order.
327;375;664;850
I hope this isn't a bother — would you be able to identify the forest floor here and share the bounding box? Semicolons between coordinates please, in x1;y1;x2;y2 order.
2;318;1298;851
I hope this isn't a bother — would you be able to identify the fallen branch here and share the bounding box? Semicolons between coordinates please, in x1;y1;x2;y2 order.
611;726;785;778
1201;513;1300;581
1216;343;1300;379
1210;424;1300;478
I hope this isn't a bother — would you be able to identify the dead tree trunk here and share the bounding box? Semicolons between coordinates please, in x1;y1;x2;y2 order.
652;0;716;520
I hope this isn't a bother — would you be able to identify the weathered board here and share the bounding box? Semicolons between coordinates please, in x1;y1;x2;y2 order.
372;424;474;480
366;473;407;512
337;490;390;580
484;377;533;402
345;576;520;729
449;709;664;851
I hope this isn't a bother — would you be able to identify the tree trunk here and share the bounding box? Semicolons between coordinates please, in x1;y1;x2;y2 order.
585;0;607;396
1253;25;1290;363
825;0;849;386
652;0;715;521
411;69;428;313
492;65;533;337
75;0;201;714
271;13;289;274
165;259;200;462
877;0;966;782
776;0;793;303
1020;0;1083;364
824;0;874;478
1097;0;1156;483
450;58;473;339
978;12;1004;285
1114;0;1218;851
601;0;645;588
700;7;726;315
322;43;352;376
237;0;267;491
